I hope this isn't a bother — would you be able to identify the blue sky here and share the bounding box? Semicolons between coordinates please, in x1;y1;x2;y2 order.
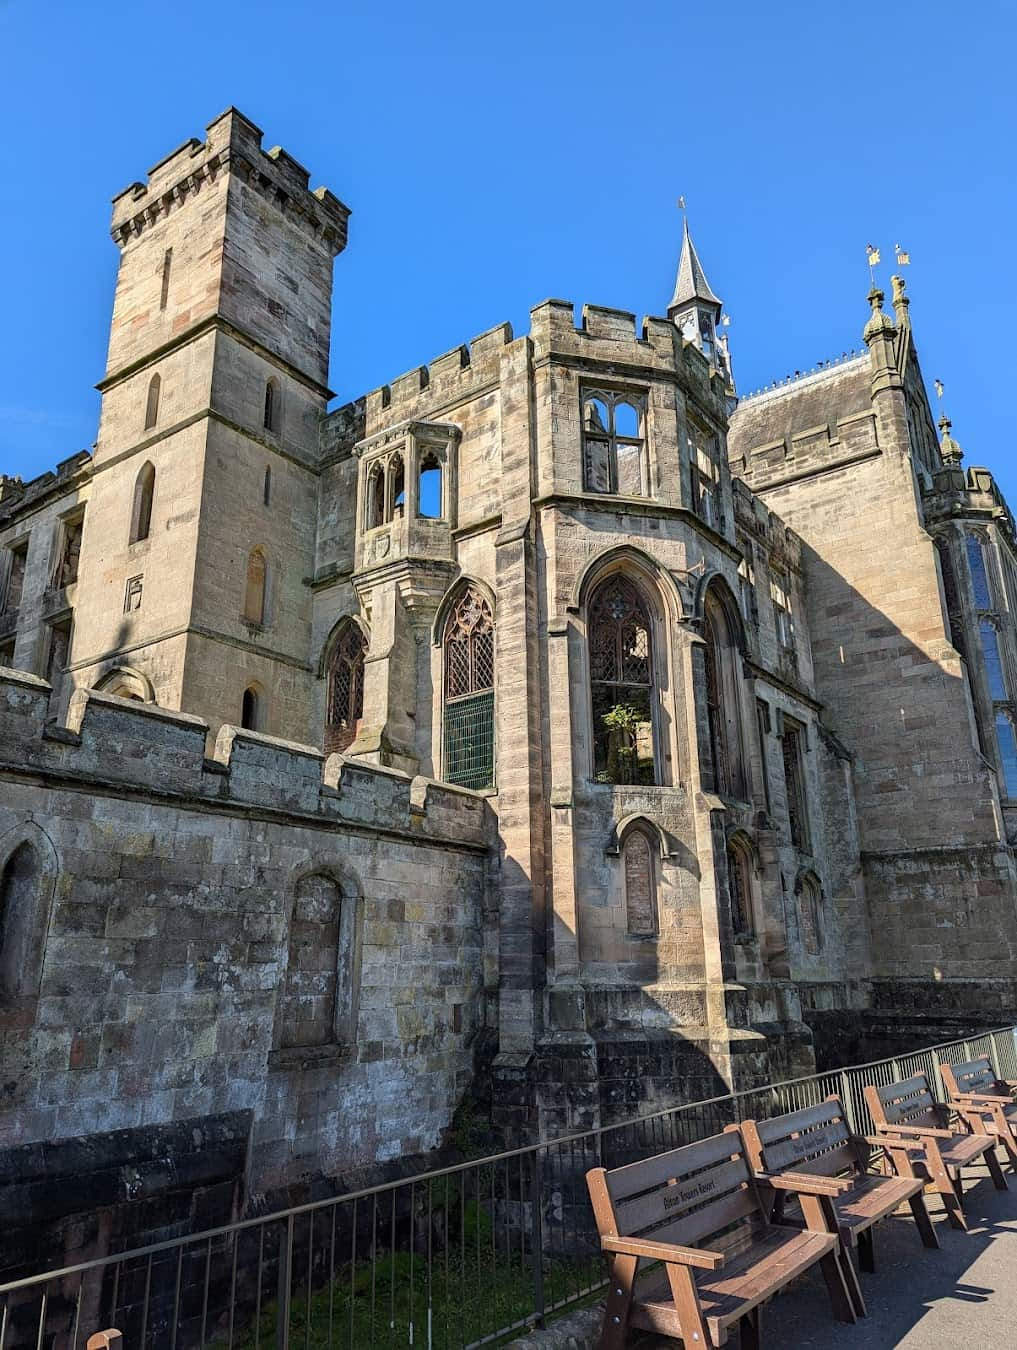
1;0;1014;499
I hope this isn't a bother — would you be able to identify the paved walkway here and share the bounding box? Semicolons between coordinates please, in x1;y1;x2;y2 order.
761;1159;1017;1347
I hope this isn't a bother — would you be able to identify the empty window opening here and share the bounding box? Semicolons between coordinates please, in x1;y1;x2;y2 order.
2;541;28;614
264;380;277;433
56;515;83;588
728;837;755;938
241;686;260;731
367;463;385;529
263;466;272;507
244;548;267;625
144;374;161;431
623;828;658;936
582;391;646;496
781;720;810;851
159;249;173;311
124;575;143;613
130;463;156;544
388;455;405;518
688;421;722;529
589;575;656;785
418;452;443;519
325;622;367;755
45;618;72;686
443;586;495;790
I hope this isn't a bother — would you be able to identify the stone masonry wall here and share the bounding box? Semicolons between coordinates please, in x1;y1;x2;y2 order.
0;667;491;1199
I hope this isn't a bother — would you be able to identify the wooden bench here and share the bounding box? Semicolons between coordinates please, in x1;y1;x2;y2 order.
941;1055;1017;1172
864;1074;1008;1231
739;1097;937;1316
586;1128;858;1349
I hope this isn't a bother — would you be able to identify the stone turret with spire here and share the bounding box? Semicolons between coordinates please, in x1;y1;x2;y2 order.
668;213;734;395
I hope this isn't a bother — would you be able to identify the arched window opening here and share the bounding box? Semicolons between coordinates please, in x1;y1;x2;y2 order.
244;548;267;625
443;586;495;790
325;623;367;755
623;828;657;936
1;842;42;1004
967;534;992;610
798;873;822;956
727;837;755;939
130;462;156;544
582;390;646;496
367;463;385;530
418;452;443;519
278;873;359;1049
589;575;656;785
702;587;745;798
388;455;405;518
995;712;1017;798
263;466;272;507
241;686;260;731
263;380;277;433
144;373;161;431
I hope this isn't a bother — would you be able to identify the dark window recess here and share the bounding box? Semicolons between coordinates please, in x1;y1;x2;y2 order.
782;723;810;851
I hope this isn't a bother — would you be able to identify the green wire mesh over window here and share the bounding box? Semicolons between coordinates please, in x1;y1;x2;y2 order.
444;690;495;790
443;586;496;790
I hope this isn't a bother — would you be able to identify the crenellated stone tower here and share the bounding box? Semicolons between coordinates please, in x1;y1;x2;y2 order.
69;109;349;734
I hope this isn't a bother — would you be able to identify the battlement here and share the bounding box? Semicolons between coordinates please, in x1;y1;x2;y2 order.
0;670;491;851
0;450;92;527
110;107;351;256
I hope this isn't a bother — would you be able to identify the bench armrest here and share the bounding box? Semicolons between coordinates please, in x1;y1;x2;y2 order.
853;1134;906;1150
953;1092;1015;1105
874;1122;954;1140
755;1170;855;1196
600;1235;726;1271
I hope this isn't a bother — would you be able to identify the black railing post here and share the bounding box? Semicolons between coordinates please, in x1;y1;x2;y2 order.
530;1153;546;1330
277;1216;293;1350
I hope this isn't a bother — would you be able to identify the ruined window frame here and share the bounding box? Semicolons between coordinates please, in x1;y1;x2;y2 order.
581;387;648;497
51;509;84;590
687;417;722;531
797;870;823;956
1;536;29;615
324;619;368;756
727;832;757;940
781;716;811;852
701;584;747;800
0;823;57;1017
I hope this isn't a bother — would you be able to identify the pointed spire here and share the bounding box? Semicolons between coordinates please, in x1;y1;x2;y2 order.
938;412;964;465
669;216;722;313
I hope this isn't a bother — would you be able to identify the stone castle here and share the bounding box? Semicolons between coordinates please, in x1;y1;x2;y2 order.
3;108;1017;1259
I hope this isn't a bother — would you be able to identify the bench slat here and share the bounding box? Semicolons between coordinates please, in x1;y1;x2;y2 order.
604;1130;743;1203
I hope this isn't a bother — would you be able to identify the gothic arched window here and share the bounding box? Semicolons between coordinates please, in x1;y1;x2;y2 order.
443;586;495;790
144;374;161;431
388;454;405;518
130;462;156;544
367;462;385;529
325;623;367;755
702;586;745;798
418;451;442;519
244;548;267;625
727;835;755;938
263;379;277;432
589;575;655;784
623;828;658;936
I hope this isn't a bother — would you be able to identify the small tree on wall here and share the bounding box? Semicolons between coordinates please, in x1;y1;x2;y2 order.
600;702;643;784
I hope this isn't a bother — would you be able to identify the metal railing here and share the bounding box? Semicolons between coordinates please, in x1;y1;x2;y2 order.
2;1025;1015;1350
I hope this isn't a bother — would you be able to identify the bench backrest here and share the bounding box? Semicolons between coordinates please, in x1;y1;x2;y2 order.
941;1056;1001;1100
864;1074;943;1132
587;1129;762;1252
740;1098;858;1180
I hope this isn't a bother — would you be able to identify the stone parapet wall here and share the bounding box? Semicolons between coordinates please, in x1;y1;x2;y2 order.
0;667;493;1200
